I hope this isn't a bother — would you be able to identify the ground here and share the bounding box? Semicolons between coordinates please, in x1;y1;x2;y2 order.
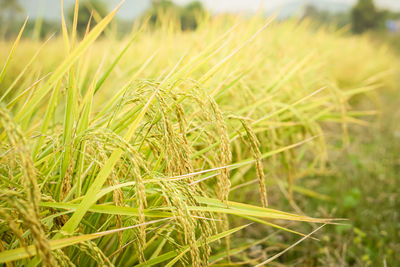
278;80;400;266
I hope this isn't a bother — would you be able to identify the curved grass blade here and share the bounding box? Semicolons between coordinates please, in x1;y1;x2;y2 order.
0;218;171;264
137;224;250;267
254;224;326;266
40;202;172;218
0;17;28;86
14;1;126;122
58;54;184;236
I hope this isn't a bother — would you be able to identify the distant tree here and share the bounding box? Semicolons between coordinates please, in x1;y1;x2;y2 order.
302;5;351;28
150;0;176;12
147;0;206;31
148;0;179;25
67;0;109;36
380;9;400;20
303;5;320;18
0;0;23;23
180;1;205;30
351;0;382;33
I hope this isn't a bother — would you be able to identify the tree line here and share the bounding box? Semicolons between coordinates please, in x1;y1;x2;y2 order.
0;0;399;38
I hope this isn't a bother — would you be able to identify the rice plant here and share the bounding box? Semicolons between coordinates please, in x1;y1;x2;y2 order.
0;1;396;266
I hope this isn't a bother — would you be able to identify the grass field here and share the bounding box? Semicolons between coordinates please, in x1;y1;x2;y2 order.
267;87;400;266
0;2;399;266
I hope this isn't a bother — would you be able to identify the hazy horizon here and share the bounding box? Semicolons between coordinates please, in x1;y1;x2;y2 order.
18;0;400;21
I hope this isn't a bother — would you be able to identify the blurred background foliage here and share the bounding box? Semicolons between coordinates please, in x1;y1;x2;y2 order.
147;0;207;31
1;0;400;39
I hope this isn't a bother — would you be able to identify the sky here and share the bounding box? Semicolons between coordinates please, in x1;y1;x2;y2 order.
18;0;400;20
18;0;151;20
